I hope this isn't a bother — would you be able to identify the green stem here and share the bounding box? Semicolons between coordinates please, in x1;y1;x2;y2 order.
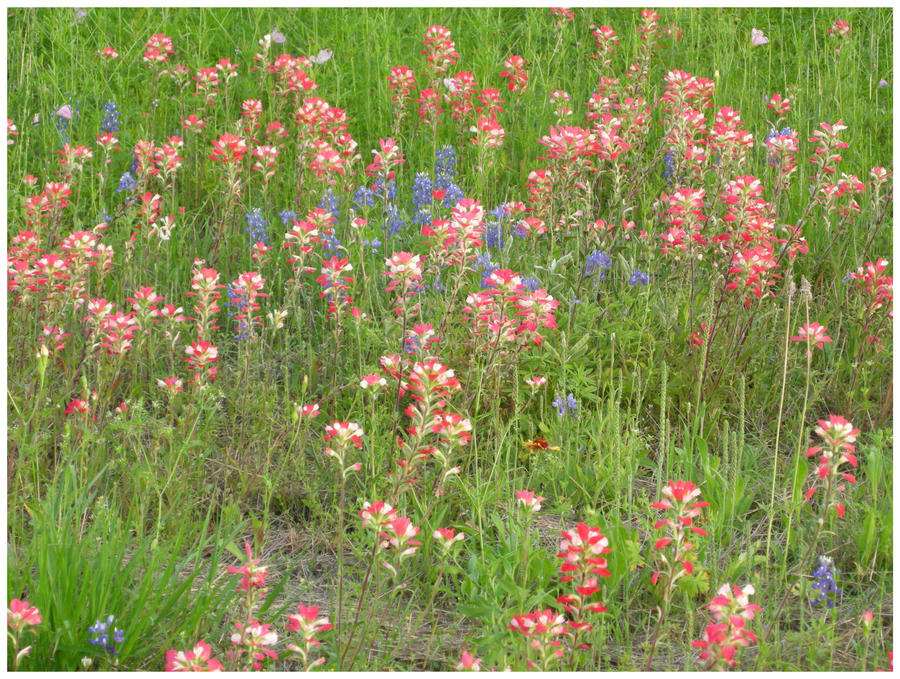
765;280;793;564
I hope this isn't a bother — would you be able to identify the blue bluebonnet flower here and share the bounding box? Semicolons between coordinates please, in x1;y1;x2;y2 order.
552;393;578;417
115;171;136;194
434;145;457;179
385;205;405;238
128;155;138;175
522;276;541;291
663;150;677;183
584;250;612;279
318;189;340;218
362;238;382;253
475;253;498;288
321;231;342;255
427;275;447;292
628;270;652;286
552;395;567;416
484;205;509;248
100;101;120;133
244;208;269;245
88;615;125;655
225;285;250;341
278;209;297;226
764;126;795;142
353;184;376;210
441;181;464;208
484;220;506;249
404;335;421;355
810;555;841;608
411;172;433;209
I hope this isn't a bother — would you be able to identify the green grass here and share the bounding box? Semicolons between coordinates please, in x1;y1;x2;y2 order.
6;6;893;672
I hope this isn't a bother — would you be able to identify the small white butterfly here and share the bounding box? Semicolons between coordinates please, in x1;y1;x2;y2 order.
311;48;333;65
444;77;458;93
751;28;769;47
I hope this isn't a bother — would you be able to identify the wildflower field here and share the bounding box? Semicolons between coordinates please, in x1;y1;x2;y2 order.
5;6;894;672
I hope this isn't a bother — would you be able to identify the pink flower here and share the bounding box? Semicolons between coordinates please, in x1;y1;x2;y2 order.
828;20;851;38
456;650;482;671
814;414;860;452
380;516;422;558
226;542;268;591
693;585;761;669
297;403;321;419
360;373;387;390
359;500;397;529
790;322;833;354
230;620;278;670
557;523;611;581
285;605;333;643
165;640;222;671
706;583;763;623
324;421;364;448
8;599;41;629
499;54;528;93
862;610;874;629
651;481;709;587
515;489;545;514
525;375;547;390
433;527;466;552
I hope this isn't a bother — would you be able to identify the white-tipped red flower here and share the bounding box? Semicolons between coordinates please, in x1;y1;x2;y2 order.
359;500;397;529
226;541;268;591
499;54;528;93
7;599;41;629
515;489;545;515
804;415;861;518
360;373;387;391
557;523;611;581
525;375;548;391
813;414;860;452
324;421;364;448
380;516;422;559
285;605;333;644
433;527;466;552
456;649;482;671
229;620;278;670
692;584;761;670
296;403;320;419
165;640;222;672
706;583;762;624
507;609;566;669
790;322;832;354
650;480;709;588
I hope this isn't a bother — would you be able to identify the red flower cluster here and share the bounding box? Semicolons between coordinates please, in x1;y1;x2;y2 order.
650;480;709;589
804;415;860;518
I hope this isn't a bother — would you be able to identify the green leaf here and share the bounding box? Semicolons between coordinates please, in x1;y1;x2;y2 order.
676;568;710;597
